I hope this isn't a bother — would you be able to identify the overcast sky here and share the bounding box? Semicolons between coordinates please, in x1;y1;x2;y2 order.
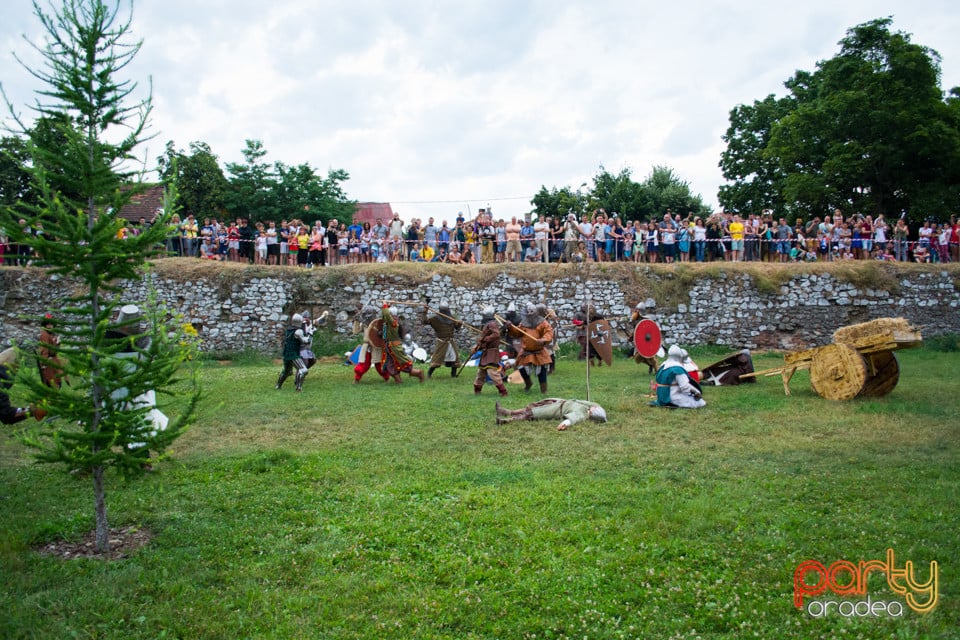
2;1;959;224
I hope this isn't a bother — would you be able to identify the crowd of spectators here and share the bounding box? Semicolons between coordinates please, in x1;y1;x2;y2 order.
3;208;957;267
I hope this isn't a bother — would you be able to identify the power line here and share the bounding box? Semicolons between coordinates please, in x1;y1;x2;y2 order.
388;195;533;205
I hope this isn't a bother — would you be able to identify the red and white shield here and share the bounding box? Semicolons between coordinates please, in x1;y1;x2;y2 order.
634;319;662;359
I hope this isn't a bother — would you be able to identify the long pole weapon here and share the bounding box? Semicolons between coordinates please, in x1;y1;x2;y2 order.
493;314;541;343
382;300;484;334
585;289;591;402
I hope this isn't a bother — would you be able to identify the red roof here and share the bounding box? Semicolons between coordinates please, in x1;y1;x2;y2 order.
353;202;394;225
117;184;165;223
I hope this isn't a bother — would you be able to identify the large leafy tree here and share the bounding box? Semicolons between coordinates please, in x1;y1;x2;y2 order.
530;185;588;220
718;95;793;214
0;115;79;209
720;18;960;220
532;165;709;223
633;166;711;220
1;0;198;552
590;166;644;219
273;163;356;227
224;139;279;223
0;134;34;207
158;140;230;219
224;138;356;226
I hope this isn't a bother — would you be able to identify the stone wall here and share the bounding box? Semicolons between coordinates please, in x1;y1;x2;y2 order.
2;262;958;353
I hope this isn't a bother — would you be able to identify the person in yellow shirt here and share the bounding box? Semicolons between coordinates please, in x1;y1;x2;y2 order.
728;214;745;262
421;243;435;262
181;214;199;258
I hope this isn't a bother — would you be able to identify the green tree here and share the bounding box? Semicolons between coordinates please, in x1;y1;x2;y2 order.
530;185;585;220
158;140;230;219
223;139;356;225
720;18;960;220
635;166;711;220
718;95;793;214
1;0;198;552
0;134;34;207
532;166;709;223
224;139;279;223
274;163;356;226
590;166;644;220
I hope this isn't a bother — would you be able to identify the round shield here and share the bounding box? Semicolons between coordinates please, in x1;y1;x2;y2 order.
367;319;385;348
634;319;662;359
412;347;428;362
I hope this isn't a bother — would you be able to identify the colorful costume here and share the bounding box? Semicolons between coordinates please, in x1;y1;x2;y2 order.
353;306;386;383
380;306;423;383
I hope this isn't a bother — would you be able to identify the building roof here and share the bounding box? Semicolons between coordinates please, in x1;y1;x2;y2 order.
117;184;165;223
353;202;394;225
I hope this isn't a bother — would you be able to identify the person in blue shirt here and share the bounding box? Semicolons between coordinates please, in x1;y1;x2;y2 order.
347;219;363;244
520;221;535;261
438;222;451;253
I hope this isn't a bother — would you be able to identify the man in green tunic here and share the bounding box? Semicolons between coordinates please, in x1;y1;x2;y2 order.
495;398;607;431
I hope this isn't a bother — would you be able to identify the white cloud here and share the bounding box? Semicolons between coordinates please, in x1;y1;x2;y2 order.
2;0;959;222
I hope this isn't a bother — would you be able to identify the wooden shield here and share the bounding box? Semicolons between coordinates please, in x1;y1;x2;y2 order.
588;319;614;366
367;319;385;348
634;319;662;359
700;350;755;386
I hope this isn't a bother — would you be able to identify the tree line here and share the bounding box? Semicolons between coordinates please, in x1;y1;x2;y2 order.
719;18;960;222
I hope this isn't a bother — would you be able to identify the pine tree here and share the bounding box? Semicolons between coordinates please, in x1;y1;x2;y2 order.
0;0;199;552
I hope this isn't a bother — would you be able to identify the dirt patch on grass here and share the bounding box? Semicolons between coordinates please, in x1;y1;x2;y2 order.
34;525;152;561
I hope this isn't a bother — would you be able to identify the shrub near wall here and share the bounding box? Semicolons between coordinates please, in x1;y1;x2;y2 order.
2;261;958;354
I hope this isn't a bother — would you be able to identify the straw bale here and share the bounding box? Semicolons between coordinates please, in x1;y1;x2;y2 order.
832;317;913;345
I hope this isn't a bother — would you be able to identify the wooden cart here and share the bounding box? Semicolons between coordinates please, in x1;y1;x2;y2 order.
740;318;922;400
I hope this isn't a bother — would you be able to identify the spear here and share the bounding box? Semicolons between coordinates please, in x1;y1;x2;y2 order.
382;300;483;334
494;313;541;343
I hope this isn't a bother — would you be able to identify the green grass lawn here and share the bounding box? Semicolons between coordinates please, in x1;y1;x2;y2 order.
2;346;958;639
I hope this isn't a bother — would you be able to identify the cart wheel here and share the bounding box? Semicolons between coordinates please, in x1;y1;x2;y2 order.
809;343;867;401
859;351;900;397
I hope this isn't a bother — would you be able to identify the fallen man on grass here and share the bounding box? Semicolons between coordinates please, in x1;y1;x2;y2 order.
495;398;607;431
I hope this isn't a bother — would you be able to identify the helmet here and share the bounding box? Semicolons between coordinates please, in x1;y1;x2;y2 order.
291;313;304;324
588;405;607;422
